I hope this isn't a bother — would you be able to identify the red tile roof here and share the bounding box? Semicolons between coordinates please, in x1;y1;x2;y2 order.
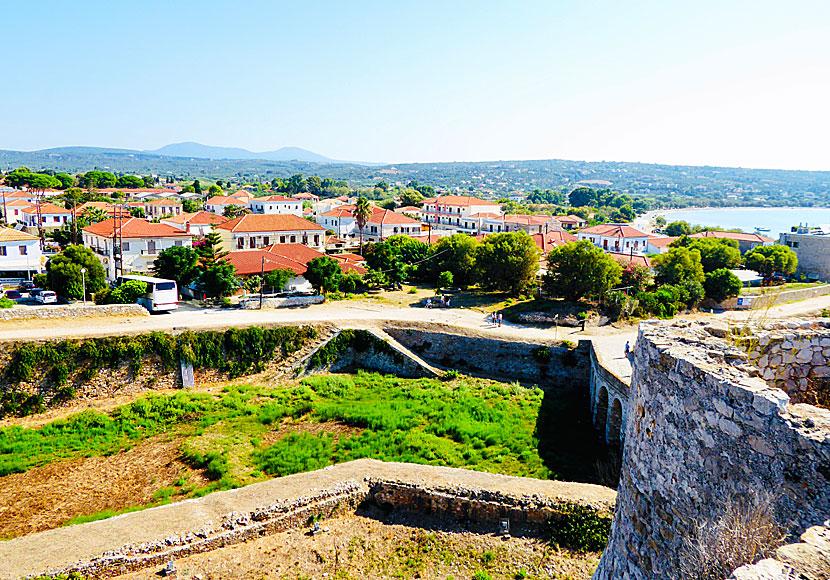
224;244;365;276
321;205;418;225
206;195;243;205
647;236;678;248
396;206;421;213
216;213;324;233
579;224;648;238
77;202;130;218
83;217;193;239
144;199;182;206
503;214;556;225
608;252;652;268
22;203;70;215
163;211;230;225
293;192;320;200
428;195;499;207
5;200;34;208
690;231;774;243
258;195;299;203
0;227;39;242
531;230;578;251
557;215;587;224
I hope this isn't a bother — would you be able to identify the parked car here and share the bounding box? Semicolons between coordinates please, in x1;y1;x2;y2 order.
18;281;35;291
4;290;22;300
35;291;57;304
29;288;45;297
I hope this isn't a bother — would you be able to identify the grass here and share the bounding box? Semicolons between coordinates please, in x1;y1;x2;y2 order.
740;282;823;295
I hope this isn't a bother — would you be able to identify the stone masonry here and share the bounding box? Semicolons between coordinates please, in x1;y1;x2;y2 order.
593;320;830;580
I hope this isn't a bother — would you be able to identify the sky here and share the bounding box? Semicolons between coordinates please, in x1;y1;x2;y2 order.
2;0;830;170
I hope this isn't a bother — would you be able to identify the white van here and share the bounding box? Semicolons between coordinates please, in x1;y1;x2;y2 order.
117;275;178;313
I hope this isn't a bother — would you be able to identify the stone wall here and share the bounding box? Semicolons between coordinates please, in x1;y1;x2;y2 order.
385;323;590;387
0;459;616;580
0;303;148;321
713;284;830;310
594;320;830;580
728;524;830;579
589;344;629;444
239;295;325;309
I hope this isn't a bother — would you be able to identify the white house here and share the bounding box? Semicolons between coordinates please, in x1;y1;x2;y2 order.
0;228;42;279
143;199;183;219
2;200;35;225
205;195;247;216
161;211;230;237
645;236;678;255
214;213;326;252
577;224;650;254
21;203;72;233
318;205;421;243
82;217;193;279
248;195;302;216
420;195;504;234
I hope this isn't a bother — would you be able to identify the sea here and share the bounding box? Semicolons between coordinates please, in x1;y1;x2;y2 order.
652;207;830;240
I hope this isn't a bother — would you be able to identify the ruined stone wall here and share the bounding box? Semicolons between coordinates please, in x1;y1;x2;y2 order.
594;320;830;580
385;324;590;386
589;344;629;444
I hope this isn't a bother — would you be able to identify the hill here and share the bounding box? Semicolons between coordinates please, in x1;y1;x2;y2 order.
145;142;336;163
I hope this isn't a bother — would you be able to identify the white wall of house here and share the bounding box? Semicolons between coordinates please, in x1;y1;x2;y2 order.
23;212;69;229
248;199;302;216
82;232;193;279
318;214;358;239
0;239;42;275
218;229;324;252
364;222;421;241
578;232;650;254
144;203;182;219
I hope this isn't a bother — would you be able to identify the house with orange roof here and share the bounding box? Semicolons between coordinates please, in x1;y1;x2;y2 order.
556;215;588;230
205;195;248;216
690;230;774;254
292;192;320;203
531;229;578;253
248;195;302;216
319;205;421;243
21;203;72;232
0;227;43;278
420;195;503;234
215;213;325;252
76;202;131;220
2;199;35;225
0;190;39;205
82;218;193;279
161;211;230;237
608;252;653;269
501;214;562;235
395;206;423;220
645;236;678;255
223;243;366;293
578;224;650;254
143;199;183;219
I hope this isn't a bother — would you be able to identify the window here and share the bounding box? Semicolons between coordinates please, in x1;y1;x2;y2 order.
148;240;157;254
19;245;27;255
174;240;183;247
250;237;256;249
302;235;308;244
263;236;269;246
122;242;131;251
280;235;286;243
290;235;296;243
237;238;245;249
313;235;319;245
0;247;6;256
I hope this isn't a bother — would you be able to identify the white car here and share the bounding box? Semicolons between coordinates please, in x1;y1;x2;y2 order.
35;291;58;304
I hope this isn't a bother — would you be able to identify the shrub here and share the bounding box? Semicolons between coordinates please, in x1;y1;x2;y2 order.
437;271;454;289
254;432;333;477
548;503;612;552
339;271;363;293
532;346;552;363
0;297;14;309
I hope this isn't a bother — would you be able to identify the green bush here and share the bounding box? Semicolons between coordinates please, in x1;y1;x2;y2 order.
548;503;612;552
0;297;14;309
533;346;552;363
254;432;333;476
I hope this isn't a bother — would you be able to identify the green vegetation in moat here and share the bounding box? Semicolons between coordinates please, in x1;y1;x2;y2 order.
0;372;563;484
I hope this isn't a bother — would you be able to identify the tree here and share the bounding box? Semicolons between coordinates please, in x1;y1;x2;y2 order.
620;262;653;294
304;256;342;294
354;196;372;255
196;262;239;300
379;199;397;210
152;245;201;291
306;176;323;196
568;187;597;207
83;207;109;224
665;221;692;237
45;245;106;300
55;173;74;189
130;206;146;218
142;175;155;188
399;188;424;207
437;271;454;289
364;241;407;285
653;247;705;286
743;245;797;279
339;271;363;293
428;234;480;288
543;241;622;301
116;175;144;189
285;174;307;194
182;199;202;213
208;184;222;195
375;180;389;192
704;268;743;303
192;180;202;195
685;237;741;273
197;232;229;268
108;280;148;304
223;204;249;219
263;268;294;293
243;275;262;295
475;231;541;295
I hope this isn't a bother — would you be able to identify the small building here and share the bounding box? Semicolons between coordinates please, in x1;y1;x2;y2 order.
645;236;678;255
502;214;562;235
76;202;132;220
21;203;72;233
578;224;650;254
143;199;183;219
608;252;652;269
0;228;42;280
2;200;35;225
689;230;773;254
557;215;588;230
248;195;303;216
82;218;193;279
420;195;503;233
215;213;325;252
161;211;230;237
205;195;247;216
779;228;830;281
531;229;578;253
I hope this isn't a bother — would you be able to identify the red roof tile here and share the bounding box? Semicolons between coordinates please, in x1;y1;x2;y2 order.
22;203;70;215
216;213;324;233
224;244;365;276
531;230;578;251
647;236;678;248
608;252;652;268
83;217;193;239
579;224;648;237
163;211;230;225
144;199;182;206
690;231;774;243
428;195;499;207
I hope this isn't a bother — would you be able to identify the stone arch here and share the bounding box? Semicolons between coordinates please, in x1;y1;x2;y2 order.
608;397;623;444
595;385;609;433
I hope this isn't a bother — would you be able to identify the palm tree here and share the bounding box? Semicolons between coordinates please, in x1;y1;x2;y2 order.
84;207;110;224
354;196;372;255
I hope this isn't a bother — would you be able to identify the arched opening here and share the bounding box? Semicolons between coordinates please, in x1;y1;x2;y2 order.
595;385;609;433
608;398;623;444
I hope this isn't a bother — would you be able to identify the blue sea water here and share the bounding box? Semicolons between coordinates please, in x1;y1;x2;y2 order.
656;207;830;240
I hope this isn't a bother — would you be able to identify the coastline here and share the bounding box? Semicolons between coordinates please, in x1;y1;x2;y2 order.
633;206;820;236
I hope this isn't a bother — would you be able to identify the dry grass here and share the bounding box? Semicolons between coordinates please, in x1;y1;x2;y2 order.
677;490;786;580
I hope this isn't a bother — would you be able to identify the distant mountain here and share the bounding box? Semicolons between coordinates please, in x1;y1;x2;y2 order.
38;146;146;156
145;142;336;163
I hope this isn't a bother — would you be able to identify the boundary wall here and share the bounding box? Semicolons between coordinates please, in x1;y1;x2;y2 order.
0;303;148;321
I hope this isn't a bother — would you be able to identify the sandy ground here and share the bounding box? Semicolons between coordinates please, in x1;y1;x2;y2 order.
112;509;601;580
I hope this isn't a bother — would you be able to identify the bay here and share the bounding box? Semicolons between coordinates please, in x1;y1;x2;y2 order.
650;207;830;239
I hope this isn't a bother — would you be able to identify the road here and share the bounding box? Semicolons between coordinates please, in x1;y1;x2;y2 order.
1;292;828;386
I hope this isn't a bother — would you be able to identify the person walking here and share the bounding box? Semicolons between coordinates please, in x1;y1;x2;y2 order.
497;312;502;327
624;341;631;358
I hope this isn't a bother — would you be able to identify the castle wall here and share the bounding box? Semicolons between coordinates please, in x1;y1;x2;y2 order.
594;321;830;580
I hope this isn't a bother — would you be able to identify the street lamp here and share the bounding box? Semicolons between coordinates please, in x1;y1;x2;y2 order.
80;267;87;305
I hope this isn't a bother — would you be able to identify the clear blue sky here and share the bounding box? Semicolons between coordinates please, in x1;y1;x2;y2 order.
2;0;829;170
